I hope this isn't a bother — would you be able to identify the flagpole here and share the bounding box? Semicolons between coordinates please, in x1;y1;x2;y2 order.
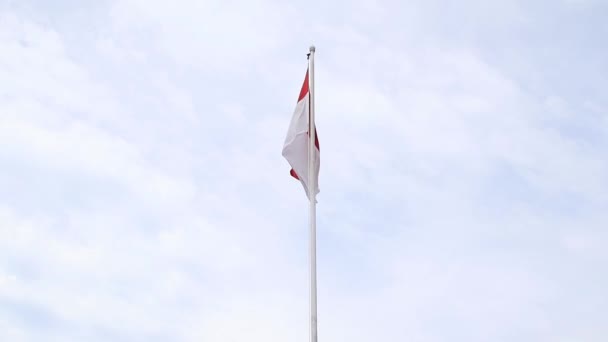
307;45;318;342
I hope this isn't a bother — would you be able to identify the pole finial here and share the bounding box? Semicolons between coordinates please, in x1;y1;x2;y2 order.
309;45;316;53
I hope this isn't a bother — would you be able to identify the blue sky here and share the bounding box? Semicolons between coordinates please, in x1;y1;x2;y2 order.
1;0;607;341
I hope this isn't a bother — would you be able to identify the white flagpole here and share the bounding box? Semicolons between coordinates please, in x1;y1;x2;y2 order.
307;45;318;342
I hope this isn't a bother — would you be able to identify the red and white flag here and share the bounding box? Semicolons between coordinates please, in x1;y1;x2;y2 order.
282;69;320;199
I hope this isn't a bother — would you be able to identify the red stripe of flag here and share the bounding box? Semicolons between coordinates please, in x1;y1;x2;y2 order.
298;70;309;101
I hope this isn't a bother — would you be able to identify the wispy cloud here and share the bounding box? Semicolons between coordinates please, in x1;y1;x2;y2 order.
1;0;607;341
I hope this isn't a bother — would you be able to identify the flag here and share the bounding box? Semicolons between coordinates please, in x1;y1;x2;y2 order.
282;69;320;199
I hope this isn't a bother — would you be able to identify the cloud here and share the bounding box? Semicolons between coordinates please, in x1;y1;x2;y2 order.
1;0;607;341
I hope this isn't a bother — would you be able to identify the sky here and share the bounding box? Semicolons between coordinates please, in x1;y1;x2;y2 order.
1;0;607;341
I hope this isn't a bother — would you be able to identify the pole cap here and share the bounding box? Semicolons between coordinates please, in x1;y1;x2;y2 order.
309;45;316;53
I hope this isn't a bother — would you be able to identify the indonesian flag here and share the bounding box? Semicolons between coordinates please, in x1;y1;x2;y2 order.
282;69;320;200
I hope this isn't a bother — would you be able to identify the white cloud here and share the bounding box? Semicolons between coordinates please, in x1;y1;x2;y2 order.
108;0;295;73
1;1;607;341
